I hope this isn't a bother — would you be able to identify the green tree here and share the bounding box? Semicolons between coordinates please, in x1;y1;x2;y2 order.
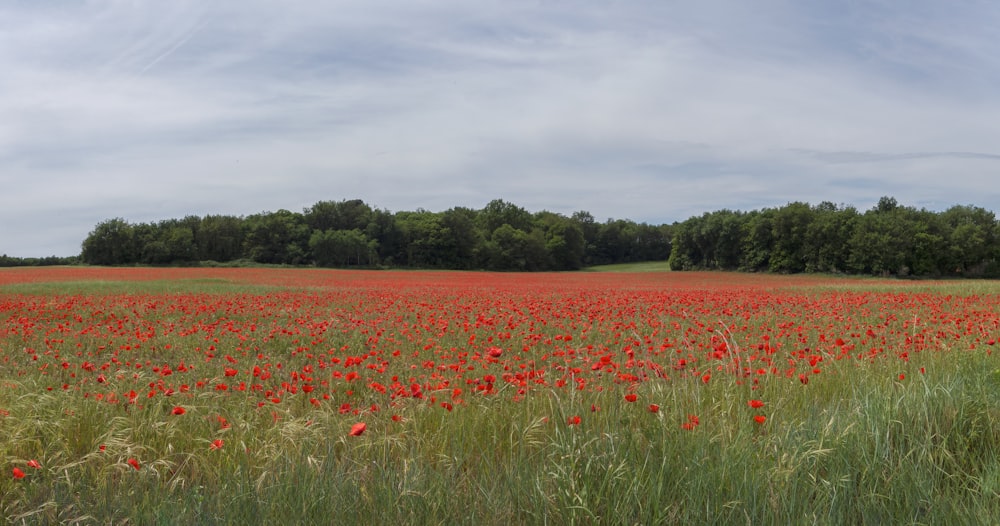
441;207;481;269
81;218;136;265
243;210;310;264
310;229;377;267
305;199;373;232
769;202;814;273
479;199;534;234
197;215;245;262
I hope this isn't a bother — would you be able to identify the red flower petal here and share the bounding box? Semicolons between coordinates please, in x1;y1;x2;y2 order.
12;467;25;479
349;422;367;436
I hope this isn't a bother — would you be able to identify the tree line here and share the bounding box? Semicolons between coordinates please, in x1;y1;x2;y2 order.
668;197;1000;277
79;199;672;271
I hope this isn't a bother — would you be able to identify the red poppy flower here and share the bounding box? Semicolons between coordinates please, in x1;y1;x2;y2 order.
487;347;503;358
127;458;141;470
210;439;224;450
171;406;185;415
753;415;767;424
349;422;367;436
12;467;25;479
27;459;41;469
648;404;660;413
567;415;581;426
624;393;638;403
748;400;764;409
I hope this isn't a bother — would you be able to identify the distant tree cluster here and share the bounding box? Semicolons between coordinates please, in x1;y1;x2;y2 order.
0;255;78;267
80;199;672;270
668;197;1000;277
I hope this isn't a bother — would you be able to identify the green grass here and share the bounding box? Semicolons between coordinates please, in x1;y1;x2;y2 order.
5;355;1000;524
4;273;1000;524
584;261;671;272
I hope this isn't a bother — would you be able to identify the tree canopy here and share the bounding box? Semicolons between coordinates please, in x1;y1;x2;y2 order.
76;198;671;271
66;196;1000;278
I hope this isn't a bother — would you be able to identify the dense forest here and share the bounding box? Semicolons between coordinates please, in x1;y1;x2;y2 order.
6;196;998;278
76;199;672;271
668;197;1000;278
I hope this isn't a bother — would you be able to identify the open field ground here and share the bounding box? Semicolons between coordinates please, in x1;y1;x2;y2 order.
3;267;1000;524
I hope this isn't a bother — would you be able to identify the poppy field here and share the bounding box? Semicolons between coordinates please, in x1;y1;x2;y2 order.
3;267;1000;524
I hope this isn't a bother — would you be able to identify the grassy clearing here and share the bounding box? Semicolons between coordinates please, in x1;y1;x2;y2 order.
584;261;671;272
2;270;1000;524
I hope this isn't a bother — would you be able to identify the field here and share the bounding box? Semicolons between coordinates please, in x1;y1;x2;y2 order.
2;267;1000;524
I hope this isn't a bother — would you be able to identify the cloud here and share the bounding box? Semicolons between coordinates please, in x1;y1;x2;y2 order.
2;1;1000;257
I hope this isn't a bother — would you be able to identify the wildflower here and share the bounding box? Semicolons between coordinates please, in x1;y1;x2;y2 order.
701;374;711;384
27;460;41;469
624;393;638;403
210;439;224;450
487;347;503;358
753;415;767;424
681;415;700;430
349;422;367;436
748;400;765;409
127;458;141;470
567;415;581;426
171;406;185;415
648;404;660;413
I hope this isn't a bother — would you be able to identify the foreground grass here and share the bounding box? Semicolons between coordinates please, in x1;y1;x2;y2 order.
3;270;1000;524
3;350;1000;524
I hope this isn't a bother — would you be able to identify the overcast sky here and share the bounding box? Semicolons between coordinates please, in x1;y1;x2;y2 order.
3;1;1000;257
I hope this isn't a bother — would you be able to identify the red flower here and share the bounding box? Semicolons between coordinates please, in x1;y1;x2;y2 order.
624;393;638;403
210;439;224;450
701;374;711;384
12;467;25;479
171;406;185;415
748;400;764;409
349;422;367;436
567;415;581;426
127;458;141;470
487;347;503;358
27;459;41;469
648;404;660;413
753;415;767;424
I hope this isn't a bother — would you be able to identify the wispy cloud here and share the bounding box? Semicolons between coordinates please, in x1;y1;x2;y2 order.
2;1;1000;256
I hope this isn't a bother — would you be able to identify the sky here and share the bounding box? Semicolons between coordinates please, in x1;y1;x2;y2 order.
3;1;1000;257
